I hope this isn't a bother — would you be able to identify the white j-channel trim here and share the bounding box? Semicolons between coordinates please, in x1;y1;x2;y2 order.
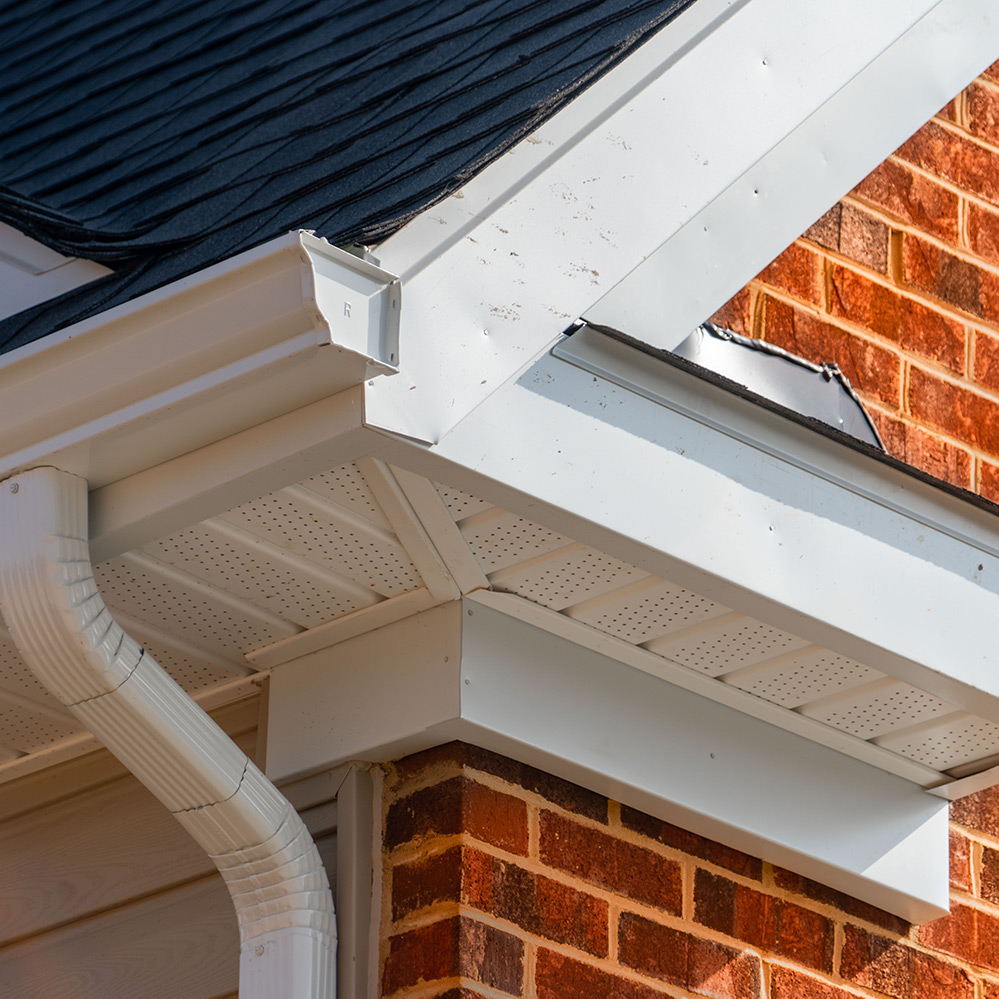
0;231;398;489
366;0;984;443
265;600;950;924
0;468;335;998
585;0;999;348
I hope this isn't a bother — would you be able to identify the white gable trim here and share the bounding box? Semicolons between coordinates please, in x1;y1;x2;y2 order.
367;0;999;443
586;0;999;349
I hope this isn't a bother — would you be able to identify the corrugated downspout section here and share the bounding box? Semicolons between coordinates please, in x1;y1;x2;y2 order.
0;467;335;998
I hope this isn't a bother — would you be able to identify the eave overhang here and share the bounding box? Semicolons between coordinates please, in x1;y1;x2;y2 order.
3;0;999;931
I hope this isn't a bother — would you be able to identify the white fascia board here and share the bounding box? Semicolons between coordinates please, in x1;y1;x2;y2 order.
365;0;982;443
585;0;999;348
0;231;399;488
370;330;999;728
265;600;950;924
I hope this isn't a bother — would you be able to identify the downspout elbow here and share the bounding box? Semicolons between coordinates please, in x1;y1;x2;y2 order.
0;467;335;997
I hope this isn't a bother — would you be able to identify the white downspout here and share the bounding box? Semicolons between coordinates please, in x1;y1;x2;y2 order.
0;467;335;997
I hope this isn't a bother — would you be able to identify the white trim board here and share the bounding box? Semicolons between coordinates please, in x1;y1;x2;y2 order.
585;0;999;349
265;600;950;924
0;222;110;320
366;0;998;443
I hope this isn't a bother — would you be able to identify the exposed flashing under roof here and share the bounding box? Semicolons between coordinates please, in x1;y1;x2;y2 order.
673;321;885;449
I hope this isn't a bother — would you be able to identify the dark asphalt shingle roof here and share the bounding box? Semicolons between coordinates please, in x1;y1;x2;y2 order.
0;0;695;354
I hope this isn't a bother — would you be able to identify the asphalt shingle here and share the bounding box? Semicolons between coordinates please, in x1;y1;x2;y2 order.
0;0;695;352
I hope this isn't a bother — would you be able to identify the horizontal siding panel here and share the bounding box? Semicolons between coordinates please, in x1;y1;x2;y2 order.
0;776;213;944
0;876;237;999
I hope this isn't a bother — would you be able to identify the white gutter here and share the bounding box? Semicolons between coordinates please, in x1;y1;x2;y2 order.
0;230;398;489
0;467;335;998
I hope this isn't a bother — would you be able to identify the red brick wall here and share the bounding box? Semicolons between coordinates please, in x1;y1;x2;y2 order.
379;743;999;999
711;61;999;500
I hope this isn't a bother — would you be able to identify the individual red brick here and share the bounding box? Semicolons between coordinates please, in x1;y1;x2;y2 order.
896;120;999;206
908;366;999;456
952;830;973;893
969;83;999;148
804;203;889;273
693;869;833;972
936;97;959;123
618;913;761;999
829;264;965;371
710;286;754;336
382;916;524;995
903;233;999;322
918;902;999;971
770;967;859;999
761;297;901;407
868;412;972;490
980;461;999;503
773;866;908;935
385;776;528;854
755;242;821;303
456;917;524;996
393;846;463;920
969;203;999;268
394;743;608;823
981;843;999;903
383;918;456;994
987;60;999;85
464;848;608;956
536;948;669;999
975;328;999;392
620;807;762;880
539;811;681;912
987;983;999;999
951;784;999;835
852;159;959;244
843;924;974;999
